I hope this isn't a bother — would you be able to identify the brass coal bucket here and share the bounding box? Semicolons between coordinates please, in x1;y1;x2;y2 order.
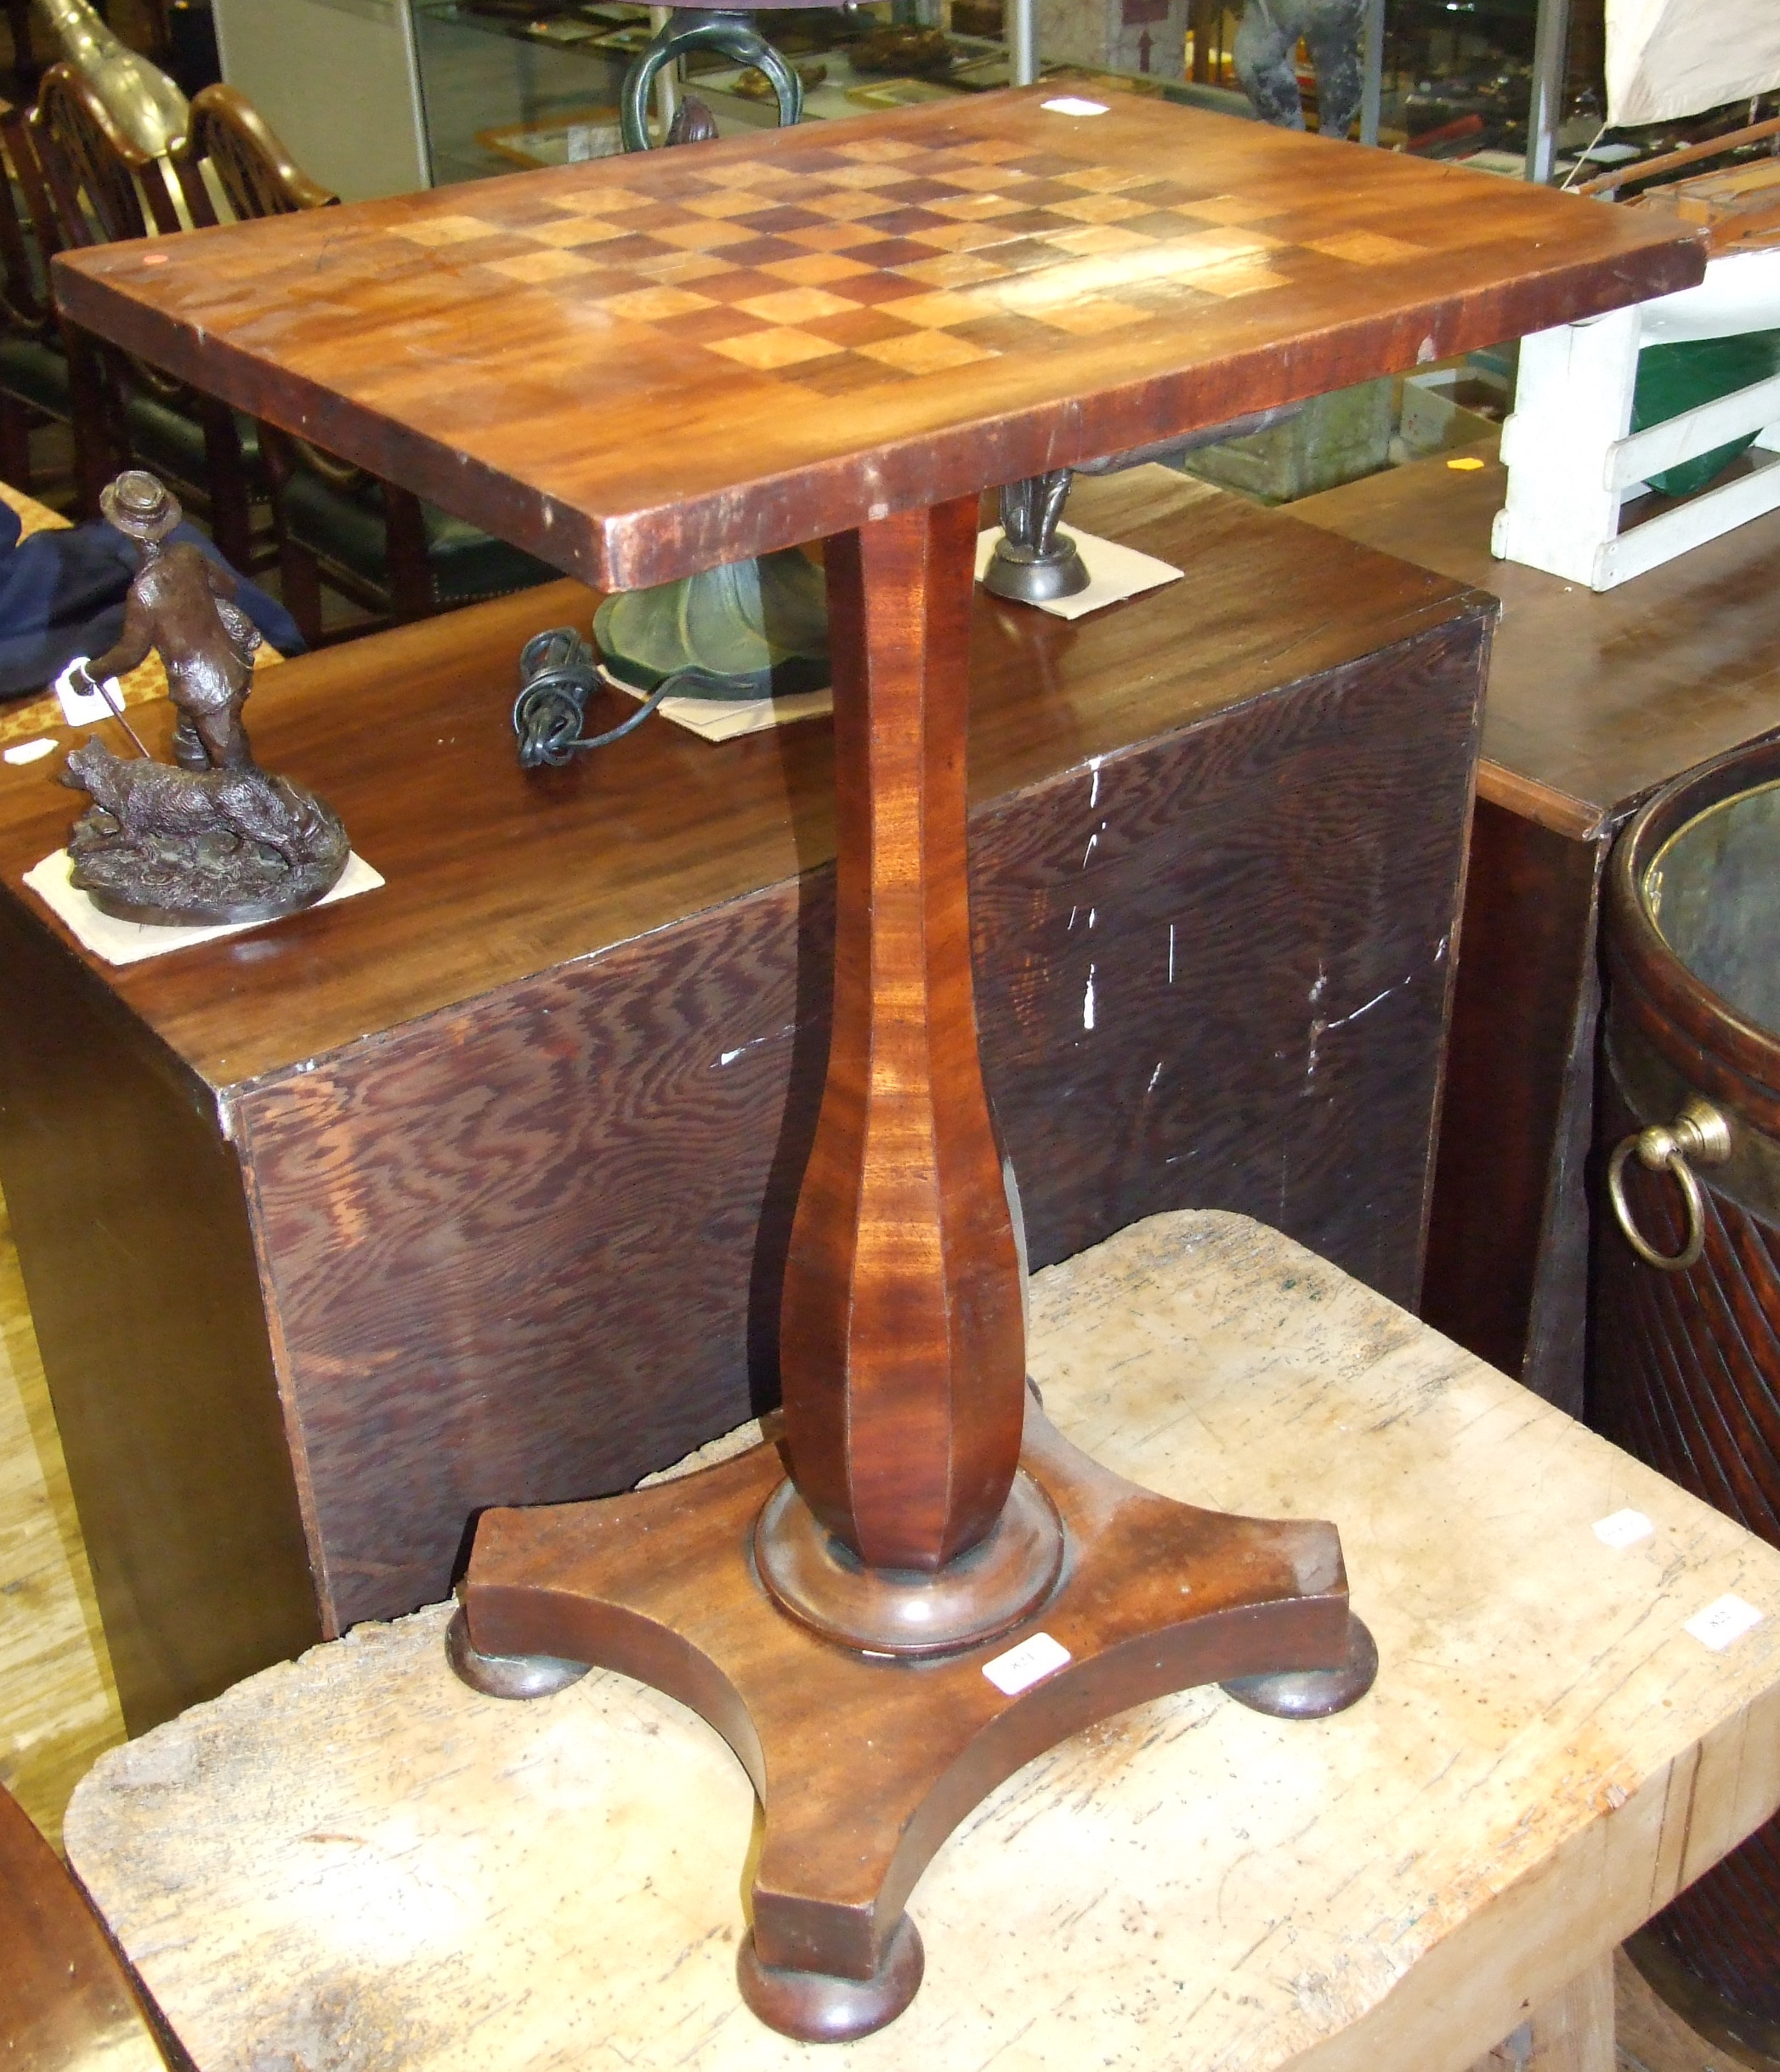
1596;734;1780;2062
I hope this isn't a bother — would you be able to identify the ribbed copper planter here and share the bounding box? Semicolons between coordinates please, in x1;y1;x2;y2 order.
1596;734;1780;2060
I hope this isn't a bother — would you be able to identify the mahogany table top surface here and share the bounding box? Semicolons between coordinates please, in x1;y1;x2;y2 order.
54;91;1703;591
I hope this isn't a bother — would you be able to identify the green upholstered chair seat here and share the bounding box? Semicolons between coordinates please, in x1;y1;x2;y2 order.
283;466;561;608
122;391;264;496
0;333;71;417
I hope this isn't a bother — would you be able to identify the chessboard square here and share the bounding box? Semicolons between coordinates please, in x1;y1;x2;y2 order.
1120;209;1207;238
856;328;997;374
487;248;602;284
907;220;1022;253
1188;260;1290;298
940;163;1035;193
1053;224;1153;256
391;214;500;247
847;236;949;269
599;285;719;321
781;220;881;252
1055;166;1148;193
988;237;1064;274
872;177;968;205
653;218;758;249
734;286;862;324
680;190;787;219
835;136;923;162
528;216;631;247
804;190;898;220
894;252;1009;287
1027;297;1148;335
829;269;930;306
552;186;655;215
734;206;829;235
629;249;736;283
786;353;909;397
1312;230;1426;265
651;304;779;346
760;252;876;285
927;193;1029;220
869;206;955;237
714;236;813;270
1180;193;1284;225
823;162;919;189
1167;227;1286;265
949;309;1069;353
801;304;926;348
707;326;844;370
732;162;806;191
886;288;989;327
957;139;1021;162
992;208;1076;235
1052;193;1151;224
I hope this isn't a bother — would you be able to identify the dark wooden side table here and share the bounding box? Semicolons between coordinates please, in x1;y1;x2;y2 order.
54;89;1698;2035
1293;440;1780;1411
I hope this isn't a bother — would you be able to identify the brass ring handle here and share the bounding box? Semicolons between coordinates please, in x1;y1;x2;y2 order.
1607;1097;1732;1273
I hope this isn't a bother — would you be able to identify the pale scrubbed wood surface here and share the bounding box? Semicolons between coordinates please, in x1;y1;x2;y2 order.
65;1211;1780;2072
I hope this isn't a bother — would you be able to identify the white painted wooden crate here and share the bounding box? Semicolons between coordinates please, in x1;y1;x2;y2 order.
1494;246;1780;592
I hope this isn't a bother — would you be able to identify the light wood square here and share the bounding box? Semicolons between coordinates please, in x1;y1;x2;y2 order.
1052;194;1150;224
1027;297;1148;335
927;193;1029;221
882;289;988;328
652;219;757;250
1055;165;1148;193
824;162;919;189
680;190;783;219
855;328;997;374
1312;230;1426;266
728;162;805;190
895;253;1008;287
707;327;844;369
734;286;861;324
1178;193;1280;226
941;164;1034;193
836;137;922;162
550;187;655;215
630;250;735;283
1163;227;1285;267
1182;259;1290;298
803;190;897;220
527;216;630;247
1052;224;1152;256
759;253;876;286
599;286;718;321
908;221;1018;253
487;248;602;284
391;215;498;247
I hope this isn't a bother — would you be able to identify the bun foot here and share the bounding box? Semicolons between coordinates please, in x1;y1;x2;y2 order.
737;1915;925;2041
1221;1614;1379;1720
445;1605;590;1701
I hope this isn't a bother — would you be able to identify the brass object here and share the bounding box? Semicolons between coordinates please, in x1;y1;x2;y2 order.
1607;1096;1731;1272
33;0;189;159
61;472;349;927
734;59;825;99
983;469;1089;605
847;25;954;76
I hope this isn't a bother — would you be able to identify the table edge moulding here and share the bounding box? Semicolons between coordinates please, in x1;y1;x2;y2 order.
50;89;1706;2039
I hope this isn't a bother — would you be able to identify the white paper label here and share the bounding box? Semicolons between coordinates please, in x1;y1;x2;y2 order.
3;737;56;765
983;1631;1071;1695
1685;1594;1763;1652
1041;97;1108;116
1594;1509;1654;1549
54;660;122;729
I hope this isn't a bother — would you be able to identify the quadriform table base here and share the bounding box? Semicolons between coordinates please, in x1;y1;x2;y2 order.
453;1405;1370;2039
451;497;1371;2039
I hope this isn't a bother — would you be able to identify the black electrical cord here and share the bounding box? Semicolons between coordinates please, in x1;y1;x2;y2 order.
511;627;673;769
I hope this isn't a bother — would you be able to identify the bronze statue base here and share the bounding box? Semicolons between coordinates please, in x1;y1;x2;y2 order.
65;739;350;928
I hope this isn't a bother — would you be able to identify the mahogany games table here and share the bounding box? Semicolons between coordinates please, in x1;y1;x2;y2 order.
54;89;1703;2041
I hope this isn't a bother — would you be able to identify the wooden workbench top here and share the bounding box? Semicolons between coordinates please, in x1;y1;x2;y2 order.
54;93;1700;591
65;1211;1780;2072
1290;440;1780;839
0;468;1486;1096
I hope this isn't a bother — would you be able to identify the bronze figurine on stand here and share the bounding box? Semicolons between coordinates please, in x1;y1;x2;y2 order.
61;471;349;927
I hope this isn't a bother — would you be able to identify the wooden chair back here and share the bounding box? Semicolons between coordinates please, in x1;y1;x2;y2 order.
0;110;56;338
31;63;182;247
172;83;337;228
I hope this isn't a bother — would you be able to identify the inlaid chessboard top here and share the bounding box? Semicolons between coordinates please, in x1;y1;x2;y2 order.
57;90;1702;589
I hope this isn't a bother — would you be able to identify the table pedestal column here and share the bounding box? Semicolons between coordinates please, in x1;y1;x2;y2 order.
452;497;1375;2041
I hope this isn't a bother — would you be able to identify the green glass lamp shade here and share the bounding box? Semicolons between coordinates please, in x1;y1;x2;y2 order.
594;548;830;701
